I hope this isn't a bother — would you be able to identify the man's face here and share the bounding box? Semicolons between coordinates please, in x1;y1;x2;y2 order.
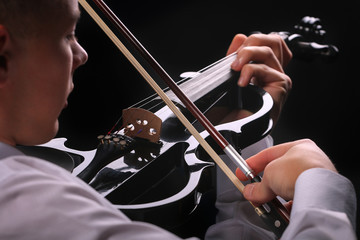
6;0;88;145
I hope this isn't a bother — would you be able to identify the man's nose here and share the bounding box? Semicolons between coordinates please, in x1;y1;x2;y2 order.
73;42;88;70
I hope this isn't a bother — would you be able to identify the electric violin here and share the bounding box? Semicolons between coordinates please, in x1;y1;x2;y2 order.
17;1;338;237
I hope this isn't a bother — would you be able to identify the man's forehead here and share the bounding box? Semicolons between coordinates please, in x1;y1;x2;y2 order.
49;0;81;23
65;0;81;22
39;0;81;34
71;7;81;23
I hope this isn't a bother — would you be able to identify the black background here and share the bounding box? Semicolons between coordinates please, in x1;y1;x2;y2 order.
57;0;360;235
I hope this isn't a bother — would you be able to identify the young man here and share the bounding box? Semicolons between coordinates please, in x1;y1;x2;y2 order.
0;0;356;239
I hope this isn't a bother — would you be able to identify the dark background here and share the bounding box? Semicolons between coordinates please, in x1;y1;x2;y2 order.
57;0;360;235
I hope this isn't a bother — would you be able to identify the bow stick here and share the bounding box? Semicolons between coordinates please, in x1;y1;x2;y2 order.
78;0;289;237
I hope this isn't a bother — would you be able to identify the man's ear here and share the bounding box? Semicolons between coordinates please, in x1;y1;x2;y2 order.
0;25;10;87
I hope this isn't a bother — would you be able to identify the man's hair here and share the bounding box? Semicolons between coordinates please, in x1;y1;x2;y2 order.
0;0;66;39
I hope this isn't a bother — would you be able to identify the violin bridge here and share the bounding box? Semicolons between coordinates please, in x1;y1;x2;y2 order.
122;108;162;143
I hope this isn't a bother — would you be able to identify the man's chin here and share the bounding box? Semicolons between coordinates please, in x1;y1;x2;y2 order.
26;121;59;146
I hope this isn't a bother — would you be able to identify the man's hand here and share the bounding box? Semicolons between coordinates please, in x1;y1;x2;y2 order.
227;34;293;124
236;139;337;205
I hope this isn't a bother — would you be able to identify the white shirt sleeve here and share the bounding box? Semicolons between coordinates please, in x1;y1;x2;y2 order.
0;155;198;240
205;137;357;240
282;168;357;240
205;136;277;240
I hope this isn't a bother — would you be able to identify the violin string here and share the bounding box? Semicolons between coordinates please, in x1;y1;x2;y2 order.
110;89;174;137
107;88;163;134
78;0;247;194
108;115;122;135
111;82;187;135
112;59;239;136
111;101;168;134
108;95;165;134
110;64;198;135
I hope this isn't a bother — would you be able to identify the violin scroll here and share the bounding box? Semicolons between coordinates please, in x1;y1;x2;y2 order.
286;16;339;62
280;34;339;62
294;16;326;41
255;16;339;62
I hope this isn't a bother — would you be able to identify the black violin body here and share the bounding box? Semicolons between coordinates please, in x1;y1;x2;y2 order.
23;52;273;230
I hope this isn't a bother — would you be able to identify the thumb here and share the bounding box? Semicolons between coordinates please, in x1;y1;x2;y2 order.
243;182;276;205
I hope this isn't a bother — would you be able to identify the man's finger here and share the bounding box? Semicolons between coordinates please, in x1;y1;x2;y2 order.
243;182;276;205
236;139;310;181
226;34;247;55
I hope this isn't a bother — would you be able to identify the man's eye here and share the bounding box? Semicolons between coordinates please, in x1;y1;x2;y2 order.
66;33;78;41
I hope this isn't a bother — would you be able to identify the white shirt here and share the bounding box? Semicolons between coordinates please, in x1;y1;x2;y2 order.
0;143;195;240
0;141;357;239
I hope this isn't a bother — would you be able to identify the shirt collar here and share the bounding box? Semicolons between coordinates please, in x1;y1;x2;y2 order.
0;142;25;159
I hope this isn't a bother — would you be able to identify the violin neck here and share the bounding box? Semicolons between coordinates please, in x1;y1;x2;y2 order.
169;53;238;105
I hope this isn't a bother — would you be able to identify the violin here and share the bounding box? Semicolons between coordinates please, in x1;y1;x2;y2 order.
17;1;338;237
23;51;274;231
